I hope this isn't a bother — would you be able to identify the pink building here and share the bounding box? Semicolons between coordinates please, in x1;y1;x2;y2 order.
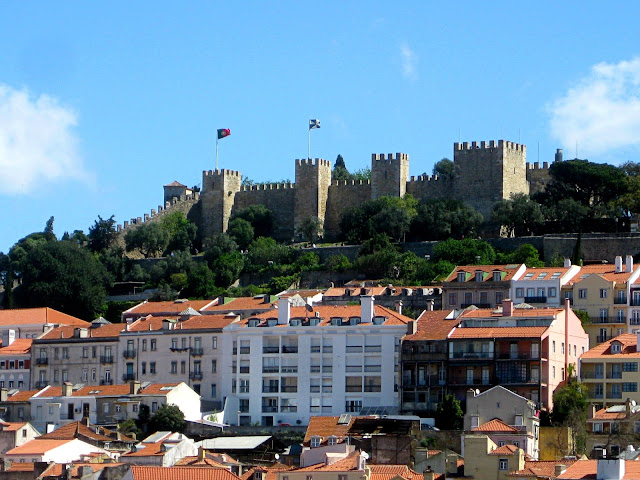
447;299;589;410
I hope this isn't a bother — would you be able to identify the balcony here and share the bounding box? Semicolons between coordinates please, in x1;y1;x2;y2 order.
263;346;279;354
364;386;382;392
281;346;298;354
590;317;625;324
239;367;250;374
35;380;48;388
496;374;538;384
281;366;298;373
122;349;136;359
170;346;189;352
280;386;297;393
496;353;541;360
122;373;136;381
582;371;604;379
100;356;113;364
449;352;493;360
100;379;114;385
614;296;628;304
524;296;547;304
262;386;279;393
597;335;610;343
35;357;48;365
310;346;321;353
262;366;279;373
608;390;623;399
190;372;203;380
607;372;623;379
262;406;278;413
280;406;297;412
631;297;640;306
239;347;250;354
190;347;203;356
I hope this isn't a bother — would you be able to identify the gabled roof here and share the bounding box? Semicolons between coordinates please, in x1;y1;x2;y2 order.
124;314;237;332
444;264;525;283
581;333;640;359
460;307;562;319
0;338;32;355
449;326;548;339
405;310;459;341
37;420;135;443
5;390;39;402
473;418;518;433
125;299;218;316
202;296;275;313
5;438;73;455
165;181;188;187
38;322;124;340
303;415;357;445
295;451;361;472
240;463;294;480
589;404;640;421
557;459;640;479
489;444;520;455
0;308;90;327
131;466;240;480
368;464;424;480
35;382;181;398
508;459;578;477
0;420;28;431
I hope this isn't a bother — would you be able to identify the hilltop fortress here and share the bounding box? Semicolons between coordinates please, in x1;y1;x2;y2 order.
118;140;559;242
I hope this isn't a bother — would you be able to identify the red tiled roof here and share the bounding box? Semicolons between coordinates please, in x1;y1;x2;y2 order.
0;420;27;431
5;390;39;402
368;464;424;480
165;181;187;187
489;444;520;455
295;451;360;472
405;310;459;341
449;326;548;339
473;418;518;433
460;308;562;319
131;466;240;480
126;300;217;316
444;264;525;282
38;421;115;442
36;383;180;398
244;304;411;328
508;460;578;477
39;323;124;340
202;296;275;313
323;286;387;297
303;416;357;445
240;463;294;480
122;442;166;456
124;313;236;332
519;267;571;280
5;438;73;455
0;338;32;355
558;459;640;479
5;462;35;472
175;456;227;468
581;333;640;359
0;308;89;327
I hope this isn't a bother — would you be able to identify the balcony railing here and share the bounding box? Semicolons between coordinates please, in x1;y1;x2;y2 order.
590;317;625;324
100;356;113;364
281;366;298;373
281;346;298;354
524;296;547;304
190;347;203;356
495;374;538;384
100;379;114;385
496;353;541;360
280;386;297;393
35;380;48;388
262;406;278;413
631;297;640;306
190;372;203;380
280;406;297;412
263;346;279;354
449;352;493;360
239;367;250;374
581;371;604;379
608;390;623;399
607;372;623;379
262;366;279;373
262;386;279;393
122;373;136;381
614;296;628;304
35;357;48;365
123;349;136;359
239;347;250;354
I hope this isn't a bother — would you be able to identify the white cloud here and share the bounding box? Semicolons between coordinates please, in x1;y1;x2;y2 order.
0;84;90;195
549;57;640;156
400;43;418;80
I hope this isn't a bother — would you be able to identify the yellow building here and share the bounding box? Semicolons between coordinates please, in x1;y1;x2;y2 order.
580;333;640;406
463;434;525;480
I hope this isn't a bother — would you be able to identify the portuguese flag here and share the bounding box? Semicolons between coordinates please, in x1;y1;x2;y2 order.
217;128;231;139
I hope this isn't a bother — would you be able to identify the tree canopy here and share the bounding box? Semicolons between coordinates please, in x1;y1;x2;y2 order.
432;158;454;178
147;404;186;433
435;394;463;430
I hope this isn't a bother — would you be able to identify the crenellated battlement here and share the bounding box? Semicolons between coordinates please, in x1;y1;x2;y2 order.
454;140;526;152
527;162;550;170
116;192;200;232
203;168;242;177
409;174;442;183
295;158;331;168
240;182;295;192
331;179;371;186
371;152;409;162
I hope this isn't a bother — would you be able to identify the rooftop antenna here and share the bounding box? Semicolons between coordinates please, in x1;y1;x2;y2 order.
575;141;578;159
537;142;539;163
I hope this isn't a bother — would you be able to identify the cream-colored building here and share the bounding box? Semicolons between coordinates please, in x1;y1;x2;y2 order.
510;263;581;307
463;434;525;480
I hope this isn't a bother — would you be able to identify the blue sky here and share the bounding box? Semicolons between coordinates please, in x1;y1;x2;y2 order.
1;2;640;252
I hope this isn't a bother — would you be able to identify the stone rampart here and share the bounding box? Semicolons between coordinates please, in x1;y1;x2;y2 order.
116;192;200;233
405;174;452;202
325;181;372;240
526;162;551;195
234;186;296;241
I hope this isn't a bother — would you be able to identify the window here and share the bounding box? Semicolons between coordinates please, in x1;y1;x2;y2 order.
600;288;608;299
516;288;524;298
548;287;557;298
62;370;68;382
62;348;69;359
171;338;178;349
327;436;338;446
54;370;59;382
623;362;638;372
448;293;457;306
579;289;587;299
152;402;158;412
527;288;535;297
82;347;88;358
499;459;508;471
612;343;622;353
54;348;59;360
103;403;110;414
495;292;503;305
593;423;603;433
552;341;556;353
239;399;249;412
457;272;465;282
212;360;217;373
82;369;88;382
150;362;156;374
211;384;217;398
561;342;565;354
623;382;638;392
181;361;186;374
142;340;147;351
212;336;218;349
538;287;545;297
91;369;96;381
132;404;138;412
475;271;483;282
553;366;556;379
171;362;177;374
345;400;362;412
142;362;147;375
150;340;156;351
310;436;321;448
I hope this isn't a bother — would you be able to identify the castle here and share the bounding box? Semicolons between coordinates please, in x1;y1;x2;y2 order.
117;140;559;242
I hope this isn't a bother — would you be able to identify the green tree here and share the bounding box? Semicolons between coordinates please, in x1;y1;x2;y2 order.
551;381;588;455
231;205;273;239
44;216;56;238
88;215;118;253
247;237;294;268
410;198;483;241
432;158;455;178
435;394;463;430
125;223;170;258
14;240;110;319
433;238;496;265
491;193;544;237
184;263;220;298
340;196;417;243
148;404;186;433
324;254;352;272
495;244;544;267
572;309;591;325
161;212;198;254
298;216;323;244
228;218;254;250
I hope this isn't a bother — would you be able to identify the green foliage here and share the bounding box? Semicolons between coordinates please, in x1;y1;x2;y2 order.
551;381;588;455
184;263;221;298
572;309;591;325
297;216;323;244
104;301;139;323
491;193;544;237
324;254;352;272
409;198;483;241
15;240;110;319
247;237;294;268
332;154;371;182
232;205;273;239
147;404;186;433
204;233;238;263
98;247;127;282
88;215;118;253
268;274;300;294
435;394;463;430
170;273;188;292
432;158;454;178
228;218;254;250
341;196;417;243
125;223;170;258
433;238;496;265
161;212;198;254
495;244;544;267
44;216;56;237
295;252;320;270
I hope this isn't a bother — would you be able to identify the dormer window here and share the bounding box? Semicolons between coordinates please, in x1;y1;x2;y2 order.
267;319;277;327
290;319;301;326
331;318;342;326
309;318;320;326
327;436;338;446
372;316;386;325
248;319;259;327
254;472;263;480
612;342;622;353
349;317;360;326
457;272;466;282
493;271;501;281
310;436;321;448
475;271;483;282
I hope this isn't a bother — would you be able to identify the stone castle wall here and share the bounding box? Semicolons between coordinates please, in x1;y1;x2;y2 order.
325;181;372;238
371;153;409;199
405;174;452;202
527;162;551;195
234;184;296;241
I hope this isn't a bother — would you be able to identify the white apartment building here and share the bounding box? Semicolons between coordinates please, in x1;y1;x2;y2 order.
510;263;581;307
220;296;411;426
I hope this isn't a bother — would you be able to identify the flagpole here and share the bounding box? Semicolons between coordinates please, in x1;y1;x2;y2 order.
216;137;219;170
308;120;311;160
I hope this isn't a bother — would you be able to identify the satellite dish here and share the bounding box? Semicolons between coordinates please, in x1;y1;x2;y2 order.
361;452;370;460
275;454;280;460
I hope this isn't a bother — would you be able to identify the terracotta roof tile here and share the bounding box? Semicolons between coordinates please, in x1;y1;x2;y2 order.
581;333;640;359
35;383;180;398
405;310;459;341
303;416;357;445
557;459;640;479
0;308;89;327
0;420;27;431
449;326;549;339
175;456;227;468
369;464;424;480
126;300;217;316
202;296;275;313
5;462;36;472
131;466;240;480
122;442;166;456
508;460;578;477
489;444;520;455
460;308;563;319
473;418;518;433
39;323;124;340
5;438;73;455
295;451;360;472
5;390;39;402
38;421;114;442
444;264;525;283
0;338;32;354
240;463;294;480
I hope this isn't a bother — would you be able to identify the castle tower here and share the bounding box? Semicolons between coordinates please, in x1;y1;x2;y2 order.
294;158;332;238
200;168;242;238
371;153;409;200
453;140;528;219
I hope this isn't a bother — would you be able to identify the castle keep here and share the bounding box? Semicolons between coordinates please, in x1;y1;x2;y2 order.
133;140;553;242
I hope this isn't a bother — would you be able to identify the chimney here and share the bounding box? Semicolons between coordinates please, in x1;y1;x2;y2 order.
0;388;7;402
563;258;571;268
597;458;625;480
130;380;141;395
1;330;14;347
555;464;567;476
615;256;623;273
396;301;403;315
357;452;367;471
198;446;206;461
361;295;375;323
62;382;73;397
277;298;291;325
588;404;597;419
626;398;633;418
503;299;513;317
74;328;88;338
427;300;434;311
423;467;435;480
626;255;634;273
407;320;417;335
